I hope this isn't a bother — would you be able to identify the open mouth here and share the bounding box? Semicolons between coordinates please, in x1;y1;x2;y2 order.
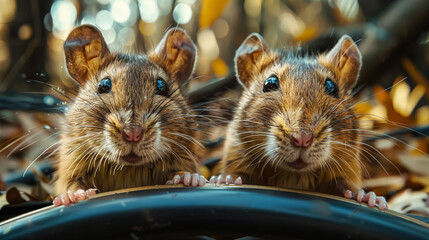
122;152;142;163
288;158;308;170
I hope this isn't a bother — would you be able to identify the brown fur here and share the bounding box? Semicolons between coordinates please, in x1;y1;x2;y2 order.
217;34;363;196
55;25;199;194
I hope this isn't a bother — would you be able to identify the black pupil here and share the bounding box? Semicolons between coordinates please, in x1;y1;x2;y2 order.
156;78;168;96
97;78;112;94
324;79;338;98
263;76;279;93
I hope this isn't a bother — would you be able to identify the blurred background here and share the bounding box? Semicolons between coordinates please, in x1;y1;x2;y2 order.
0;0;428;219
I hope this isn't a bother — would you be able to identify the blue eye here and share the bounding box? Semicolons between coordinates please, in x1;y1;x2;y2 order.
263;75;280;93
155;78;168;96
97;77;112;94
324;78;338;98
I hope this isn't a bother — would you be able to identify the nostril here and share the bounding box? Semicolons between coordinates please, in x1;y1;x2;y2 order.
134;128;143;141
302;135;313;147
122;126;143;142
290;130;313;148
290;136;301;148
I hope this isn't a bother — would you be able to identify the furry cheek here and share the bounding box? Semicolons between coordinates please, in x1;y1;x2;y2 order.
264;133;278;157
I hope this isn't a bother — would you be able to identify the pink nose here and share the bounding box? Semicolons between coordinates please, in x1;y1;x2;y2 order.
291;130;313;148
122;126;143;142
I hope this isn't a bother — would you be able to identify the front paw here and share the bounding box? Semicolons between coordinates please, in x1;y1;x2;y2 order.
344;189;388;210
209;174;242;185
165;172;207;187
53;189;97;206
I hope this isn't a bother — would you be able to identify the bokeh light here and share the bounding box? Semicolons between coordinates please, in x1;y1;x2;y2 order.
244;0;261;18
0;40;10;62
102;28;116;45
173;3;192;24
80;15;96;25
118;27;135;46
0;0;16;22
139;0;159;23
96;10;114;30
0;40;10;71
213;18;229;38
197;29;219;61
18;24;33;40
111;0;131;23
138;20;156;36
157;0;173;16
280;12;304;37
50;0;77;31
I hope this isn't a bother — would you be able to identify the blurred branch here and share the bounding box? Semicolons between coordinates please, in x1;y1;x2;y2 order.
187;75;240;105
0;92;64;113
365;125;429;142
0;0;42;91
357;0;429;88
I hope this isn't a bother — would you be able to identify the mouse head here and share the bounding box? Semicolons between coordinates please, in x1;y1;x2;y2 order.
233;33;361;173
63;25;198;167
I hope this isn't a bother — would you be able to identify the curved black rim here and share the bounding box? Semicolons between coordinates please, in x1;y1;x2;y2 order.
0;186;428;240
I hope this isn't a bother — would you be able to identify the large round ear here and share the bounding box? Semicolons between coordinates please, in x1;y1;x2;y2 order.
323;35;362;91
64;25;111;85
149;28;197;88
234;33;270;88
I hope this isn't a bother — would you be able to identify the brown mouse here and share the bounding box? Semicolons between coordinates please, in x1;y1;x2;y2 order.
53;25;206;206
213;33;388;210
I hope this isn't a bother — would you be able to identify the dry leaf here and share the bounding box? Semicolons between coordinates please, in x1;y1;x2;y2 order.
389;189;429;216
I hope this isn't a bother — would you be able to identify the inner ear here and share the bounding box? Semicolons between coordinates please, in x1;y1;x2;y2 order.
323;35;362;91
149;28;197;89
64;25;111;85
234;33;271;88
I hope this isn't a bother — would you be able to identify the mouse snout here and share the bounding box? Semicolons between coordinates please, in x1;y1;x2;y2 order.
122;126;143;142
290;129;313;148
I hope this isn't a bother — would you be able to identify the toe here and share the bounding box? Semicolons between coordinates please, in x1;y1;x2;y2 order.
67;190;76;202
53;197;62;206
75;189;86;200
86;189;97;196
225;175;232;184
198;176;206;186
172;175;181;185
376;197;388;210
191;173;199;187
183;172;191;186
357;189;365;202
344;190;353;199
60;194;70;205
209;176;216;183
366;192;376;207
234;176;242;185
216;175;225;185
